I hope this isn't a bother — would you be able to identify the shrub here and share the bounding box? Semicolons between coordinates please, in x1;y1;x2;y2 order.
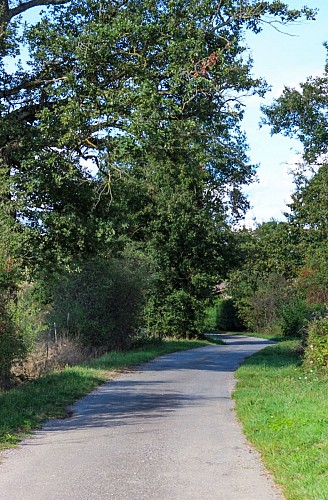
0;285;44;389
231;273;289;333
203;303;218;331
50;256;151;350
148;288;204;339
279;298;311;337
304;316;328;370
0;295;22;388
216;298;244;331
296;248;328;306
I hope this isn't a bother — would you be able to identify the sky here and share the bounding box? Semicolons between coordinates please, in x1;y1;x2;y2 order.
241;0;328;226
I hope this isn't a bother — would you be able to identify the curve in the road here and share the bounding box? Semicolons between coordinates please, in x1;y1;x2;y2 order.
0;334;283;500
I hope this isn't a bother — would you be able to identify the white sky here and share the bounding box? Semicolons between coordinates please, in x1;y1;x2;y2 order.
242;0;328;226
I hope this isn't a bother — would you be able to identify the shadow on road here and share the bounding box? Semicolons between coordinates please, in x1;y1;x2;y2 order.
25;380;218;438
22;335;282;440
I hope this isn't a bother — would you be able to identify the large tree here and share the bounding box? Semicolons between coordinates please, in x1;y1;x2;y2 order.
263;43;327;166
263;47;328;310
263;46;328;252
0;1;316;335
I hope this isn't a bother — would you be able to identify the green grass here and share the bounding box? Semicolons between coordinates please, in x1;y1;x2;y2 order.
234;339;328;500
0;338;212;450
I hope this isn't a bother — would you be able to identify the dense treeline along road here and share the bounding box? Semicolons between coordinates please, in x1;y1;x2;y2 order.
0;1;327;495
1;0;326;386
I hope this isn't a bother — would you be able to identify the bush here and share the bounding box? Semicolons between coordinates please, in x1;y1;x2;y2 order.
204;298;244;332
203;303;218;331
231;273;289;333
297;248;328;306
50;256;151;350
0;284;46;389
279;298;311;337
148;288;204;339
0;296;22;388
304;315;328;370
216;298;244;331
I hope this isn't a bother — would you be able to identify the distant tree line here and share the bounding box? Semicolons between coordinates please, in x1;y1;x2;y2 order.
221;50;328;369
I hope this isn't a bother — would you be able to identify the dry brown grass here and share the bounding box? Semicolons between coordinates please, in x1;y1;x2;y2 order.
11;337;107;383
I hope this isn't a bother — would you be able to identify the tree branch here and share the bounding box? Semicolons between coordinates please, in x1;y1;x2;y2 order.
5;0;69;23
0;76;67;98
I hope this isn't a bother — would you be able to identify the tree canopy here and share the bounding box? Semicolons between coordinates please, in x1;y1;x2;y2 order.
0;0;317;338
228;44;328;338
263;45;328;258
263;43;327;166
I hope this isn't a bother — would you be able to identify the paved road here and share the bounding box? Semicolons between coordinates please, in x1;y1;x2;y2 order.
0;335;283;500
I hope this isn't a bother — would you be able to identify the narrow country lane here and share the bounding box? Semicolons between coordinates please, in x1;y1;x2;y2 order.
0;335;283;500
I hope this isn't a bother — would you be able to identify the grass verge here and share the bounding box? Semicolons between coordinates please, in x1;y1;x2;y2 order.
0;338;213;450
234;339;328;500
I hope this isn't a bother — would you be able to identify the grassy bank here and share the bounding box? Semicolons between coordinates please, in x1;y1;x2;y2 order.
0;338;213;450
234;339;328;500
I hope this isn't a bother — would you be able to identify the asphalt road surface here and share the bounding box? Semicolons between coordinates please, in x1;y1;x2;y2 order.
0;335;283;500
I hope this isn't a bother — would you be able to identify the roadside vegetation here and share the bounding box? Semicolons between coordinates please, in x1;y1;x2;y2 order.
0;2;327;495
0;1;320;391
0;338;214;450
234;339;328;500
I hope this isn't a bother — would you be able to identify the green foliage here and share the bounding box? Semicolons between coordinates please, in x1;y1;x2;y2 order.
142;184;231;338
205;298;244;332
260;55;328;343
304;316;328;370
262;52;328;165
230;272;288;333
9;284;47;344
147;288;205;339
230;270;319;338
215;298;244;331
229;216;327;337
285;165;328;265
279;297;311;337
0;295;22;388
297;248;328;306
233;221;301;278
203;304;218;331
50;256;151;349
0;1;317;339
0;285;43;389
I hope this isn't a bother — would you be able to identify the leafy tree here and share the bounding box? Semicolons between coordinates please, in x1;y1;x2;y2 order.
0;1;316;339
263;48;328;303
263;44;327;165
233;50;328;336
287;165;328;254
228;223;289;332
